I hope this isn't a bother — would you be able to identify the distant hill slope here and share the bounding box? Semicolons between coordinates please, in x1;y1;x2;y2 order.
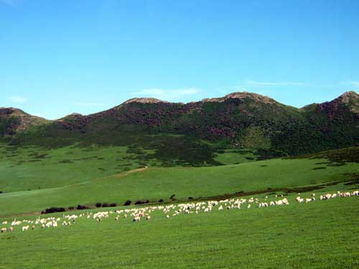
0;108;48;137
1;91;358;157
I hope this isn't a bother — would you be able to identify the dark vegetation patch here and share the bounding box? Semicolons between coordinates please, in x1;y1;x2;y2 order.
41;207;66;214
343;173;359;185
59;159;74;164
344;181;359;186
312;167;327;170
41;204;93;214
289;147;359;163
134;200;149;205
73;156;98;161
76;204;90;210
123;200;132;206
96;202;118;208
255;148;288;160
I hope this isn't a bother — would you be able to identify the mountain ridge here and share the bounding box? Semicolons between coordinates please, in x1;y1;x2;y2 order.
1;91;358;158
1;91;357;121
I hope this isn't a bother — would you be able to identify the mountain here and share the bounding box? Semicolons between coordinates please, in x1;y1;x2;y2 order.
2;91;358;160
0;108;48;137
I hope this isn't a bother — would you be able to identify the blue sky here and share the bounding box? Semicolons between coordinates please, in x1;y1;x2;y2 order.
0;0;358;119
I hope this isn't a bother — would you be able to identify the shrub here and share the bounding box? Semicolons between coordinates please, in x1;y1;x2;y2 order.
123;200;131;206
41;207;66;214
134;200;149;205
77;204;89;210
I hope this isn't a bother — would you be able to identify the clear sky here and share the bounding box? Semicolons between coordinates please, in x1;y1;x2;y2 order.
1;0;358;119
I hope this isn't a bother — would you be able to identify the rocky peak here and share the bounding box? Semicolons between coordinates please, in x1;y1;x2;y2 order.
202;92;277;104
330;91;358;110
0;107;28;117
336;91;359;104
123;98;167;105
58;113;84;121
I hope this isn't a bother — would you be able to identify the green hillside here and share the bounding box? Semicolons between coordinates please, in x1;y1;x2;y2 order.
2;91;358;159
0;151;358;216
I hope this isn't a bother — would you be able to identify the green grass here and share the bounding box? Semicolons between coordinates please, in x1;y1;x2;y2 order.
0;143;257;193
0;146;358;268
214;149;257;164
1;194;358;268
0;144;162;192
0;157;358;216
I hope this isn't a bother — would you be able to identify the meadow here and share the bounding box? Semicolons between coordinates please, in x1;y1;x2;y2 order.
0;145;358;268
0;189;358;269
0;154;358;216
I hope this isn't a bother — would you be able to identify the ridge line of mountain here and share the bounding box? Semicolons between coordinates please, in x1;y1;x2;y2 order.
1;90;358;121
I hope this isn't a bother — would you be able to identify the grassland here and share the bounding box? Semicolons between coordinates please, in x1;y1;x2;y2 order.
0;154;358;216
0;142;258;193
0;145;358;268
0;144;163;192
0;191;358;269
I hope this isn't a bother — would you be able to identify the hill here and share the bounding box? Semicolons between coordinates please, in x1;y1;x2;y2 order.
1;91;357;162
0;108;48;137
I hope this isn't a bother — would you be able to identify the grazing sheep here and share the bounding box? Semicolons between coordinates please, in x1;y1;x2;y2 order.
296;197;304;203
1;189;357;235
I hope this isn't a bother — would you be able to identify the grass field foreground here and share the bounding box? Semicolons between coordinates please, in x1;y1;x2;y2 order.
0;192;358;269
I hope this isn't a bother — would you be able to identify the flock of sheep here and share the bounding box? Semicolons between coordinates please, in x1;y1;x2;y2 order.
1;189;358;234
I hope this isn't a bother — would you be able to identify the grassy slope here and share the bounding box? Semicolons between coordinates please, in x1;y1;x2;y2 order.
213;149;257;164
0;144;162;192
0;143;257;193
0;195;358;269
0;158;358;216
